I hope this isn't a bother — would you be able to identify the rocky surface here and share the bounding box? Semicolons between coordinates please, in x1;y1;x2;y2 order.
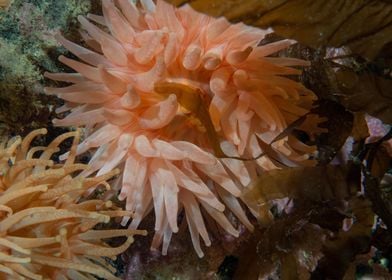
0;0;98;135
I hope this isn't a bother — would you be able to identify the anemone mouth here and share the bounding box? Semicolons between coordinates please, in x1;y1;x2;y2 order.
154;81;209;116
152;80;214;141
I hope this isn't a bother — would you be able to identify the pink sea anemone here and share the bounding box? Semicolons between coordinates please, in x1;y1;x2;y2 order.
45;0;320;257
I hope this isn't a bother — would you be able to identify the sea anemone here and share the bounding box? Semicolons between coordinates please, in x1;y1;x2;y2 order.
0;128;146;280
45;0;321;257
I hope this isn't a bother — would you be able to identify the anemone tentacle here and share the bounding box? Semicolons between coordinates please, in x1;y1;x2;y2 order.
45;0;322;257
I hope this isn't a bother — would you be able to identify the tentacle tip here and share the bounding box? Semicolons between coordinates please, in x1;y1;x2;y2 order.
112;168;121;176
150;246;160;253
43;72;51;79
53;32;64;42
58;55;67;63
118;193;126;201
216;204;225;212
140;230;148;236
59;152;69;161
168;94;177;102
232;189;242;197
103;215;111;223
104;200;113;208
77;15;86;22
287;39;297;45
43;87;52;94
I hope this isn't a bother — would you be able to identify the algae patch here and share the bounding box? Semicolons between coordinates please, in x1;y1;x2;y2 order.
0;0;95;134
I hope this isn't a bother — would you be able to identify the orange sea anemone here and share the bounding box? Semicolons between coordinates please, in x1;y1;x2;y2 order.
0;129;146;280
45;0;321;257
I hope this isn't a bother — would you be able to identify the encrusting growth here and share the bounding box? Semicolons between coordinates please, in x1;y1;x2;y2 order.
45;0;323;257
0;129;146;280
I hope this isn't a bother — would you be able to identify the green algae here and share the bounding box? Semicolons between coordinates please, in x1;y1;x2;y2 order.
0;0;96;135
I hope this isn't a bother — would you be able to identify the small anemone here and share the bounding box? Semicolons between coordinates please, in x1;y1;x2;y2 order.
0;129;146;280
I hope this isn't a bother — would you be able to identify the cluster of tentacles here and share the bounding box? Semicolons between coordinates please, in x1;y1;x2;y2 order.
42;0;326;257
0;129;146;280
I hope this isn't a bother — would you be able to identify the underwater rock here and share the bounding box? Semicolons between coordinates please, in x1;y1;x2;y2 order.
0;0;100;135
